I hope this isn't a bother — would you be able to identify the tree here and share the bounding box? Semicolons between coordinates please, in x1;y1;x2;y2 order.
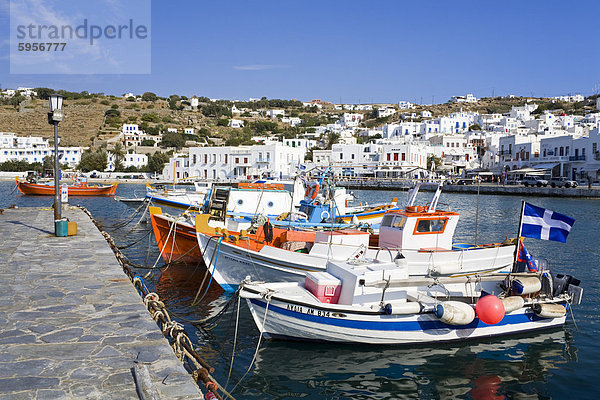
147;152;170;173
34;87;55;100
324;131;340;149
469;124;482;131
112;143;125;172
160;132;185;149
141;139;155;146
141;92;158;102
78;149;107;172
427;155;442;171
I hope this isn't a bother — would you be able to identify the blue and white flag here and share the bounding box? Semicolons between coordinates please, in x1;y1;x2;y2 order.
520;202;575;243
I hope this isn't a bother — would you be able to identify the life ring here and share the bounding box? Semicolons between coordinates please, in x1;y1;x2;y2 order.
406;206;426;213
304;181;320;202
320;210;330;221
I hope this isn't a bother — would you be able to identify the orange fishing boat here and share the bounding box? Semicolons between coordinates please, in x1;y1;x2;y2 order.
149;206;204;265
15;177;118;196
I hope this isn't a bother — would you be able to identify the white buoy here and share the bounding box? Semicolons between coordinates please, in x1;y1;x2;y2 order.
532;303;567;318
434;301;475;325
501;296;525;313
512;277;542;295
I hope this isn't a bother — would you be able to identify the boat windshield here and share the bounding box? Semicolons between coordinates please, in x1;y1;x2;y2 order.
415;218;447;233
381;215;406;229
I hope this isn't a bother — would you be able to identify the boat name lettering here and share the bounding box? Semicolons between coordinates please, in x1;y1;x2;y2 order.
286;304;330;317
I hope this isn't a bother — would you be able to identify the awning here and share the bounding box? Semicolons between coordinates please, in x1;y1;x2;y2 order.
507;168;539;174
533;163;559;170
581;165;600;172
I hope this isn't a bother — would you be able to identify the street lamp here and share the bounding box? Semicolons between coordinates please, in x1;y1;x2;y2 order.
48;94;64;222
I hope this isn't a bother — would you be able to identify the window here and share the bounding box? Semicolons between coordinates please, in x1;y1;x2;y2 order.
340;153;343;160
235;157;239;164
244;157;248;163
401;153;406;161
394;153;399;161
204;154;208;164
351;154;355;160
381;215;394;227
582;148;586;156
415;218;448;234
392;217;406;229
387;154;391;161
192;154;197;164
225;154;228;164
566;146;569;156
560;147;564;156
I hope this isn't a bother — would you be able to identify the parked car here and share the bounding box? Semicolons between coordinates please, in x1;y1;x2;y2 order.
549;177;578;188
456;178;475;185
521;175;548;187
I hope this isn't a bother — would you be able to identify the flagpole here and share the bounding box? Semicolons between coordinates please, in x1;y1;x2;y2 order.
512;200;526;273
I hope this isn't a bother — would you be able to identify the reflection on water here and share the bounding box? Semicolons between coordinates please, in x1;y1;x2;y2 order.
1;183;595;399
238;330;574;399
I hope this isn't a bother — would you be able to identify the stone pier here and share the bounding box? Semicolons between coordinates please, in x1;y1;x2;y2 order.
0;207;202;399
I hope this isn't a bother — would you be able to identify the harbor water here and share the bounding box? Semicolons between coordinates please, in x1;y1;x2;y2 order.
2;181;599;399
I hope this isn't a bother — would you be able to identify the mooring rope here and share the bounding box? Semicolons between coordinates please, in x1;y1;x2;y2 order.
79;205;234;400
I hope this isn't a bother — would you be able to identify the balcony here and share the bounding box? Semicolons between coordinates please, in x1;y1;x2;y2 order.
498;150;511;156
569;155;586;161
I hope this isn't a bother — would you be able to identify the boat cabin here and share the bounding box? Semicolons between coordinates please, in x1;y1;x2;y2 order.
378;208;460;251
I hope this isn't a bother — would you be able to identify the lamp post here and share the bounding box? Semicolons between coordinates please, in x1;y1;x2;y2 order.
48;95;64;221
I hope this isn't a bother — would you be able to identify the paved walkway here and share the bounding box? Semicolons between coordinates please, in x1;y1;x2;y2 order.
0;206;202;399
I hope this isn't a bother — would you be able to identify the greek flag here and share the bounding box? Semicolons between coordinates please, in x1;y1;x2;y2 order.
520;202;575;243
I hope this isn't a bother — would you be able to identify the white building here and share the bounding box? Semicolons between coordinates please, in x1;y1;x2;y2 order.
267;109;285;118
554;94;584;103
398;101;415;110
106;152;148;171
377;107;397;118
228;119;245;128
339;113;364;128
162;154;190;182
450;93;477;103
190;97;199;108
187;142;306;180
0;132;82;167
121;124;162;147
282;117;302;127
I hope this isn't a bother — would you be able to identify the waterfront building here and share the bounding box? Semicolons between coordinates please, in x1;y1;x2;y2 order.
0;132;82;167
106;152;148;172
187;142;305;180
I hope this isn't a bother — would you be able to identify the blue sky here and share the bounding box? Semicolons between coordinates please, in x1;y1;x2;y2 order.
1;0;599;103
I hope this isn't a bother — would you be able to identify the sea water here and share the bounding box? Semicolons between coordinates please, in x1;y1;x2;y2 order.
2;181;598;399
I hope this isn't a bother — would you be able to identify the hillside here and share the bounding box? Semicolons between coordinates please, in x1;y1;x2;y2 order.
0;93;596;148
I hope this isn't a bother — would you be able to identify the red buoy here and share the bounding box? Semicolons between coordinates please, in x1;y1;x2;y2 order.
476;295;505;325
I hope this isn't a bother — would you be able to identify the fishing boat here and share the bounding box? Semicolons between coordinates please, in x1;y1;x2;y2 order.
194;183;516;291
145;181;212;211
15;176;118;196
238;257;583;344
149;207;203;265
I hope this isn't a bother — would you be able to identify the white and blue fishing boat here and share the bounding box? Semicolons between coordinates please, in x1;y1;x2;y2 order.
239;256;582;344
238;200;583;344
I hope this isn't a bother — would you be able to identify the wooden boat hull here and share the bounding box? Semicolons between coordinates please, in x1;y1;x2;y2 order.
16;180;117;196
149;207;204;265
